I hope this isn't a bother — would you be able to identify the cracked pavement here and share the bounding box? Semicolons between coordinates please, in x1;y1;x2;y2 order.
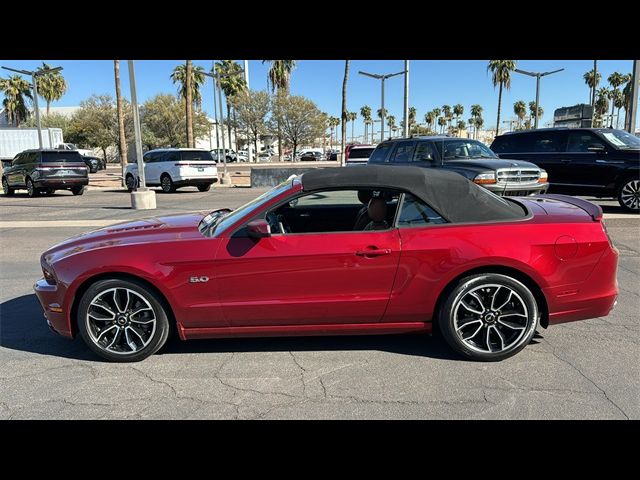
0;189;638;419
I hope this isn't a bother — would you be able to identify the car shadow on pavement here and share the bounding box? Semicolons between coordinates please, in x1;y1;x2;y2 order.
1;294;464;362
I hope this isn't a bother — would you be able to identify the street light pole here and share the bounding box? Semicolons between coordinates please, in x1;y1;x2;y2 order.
381;77;385;141
514;67;564;129
403;60;409;137
358;69;405;143
2;64;63;148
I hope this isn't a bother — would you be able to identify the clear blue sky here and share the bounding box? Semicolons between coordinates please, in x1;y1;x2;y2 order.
1;59;637;133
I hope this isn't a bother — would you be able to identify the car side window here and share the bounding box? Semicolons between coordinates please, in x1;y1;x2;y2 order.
397;193;447;227
566;132;603;152
391;141;416;163
12;154;23;166
531;132;564;152
368;143;393;163
411;142;436;164
165;152;179;162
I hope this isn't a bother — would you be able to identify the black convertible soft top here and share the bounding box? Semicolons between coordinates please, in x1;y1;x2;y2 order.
301;165;526;223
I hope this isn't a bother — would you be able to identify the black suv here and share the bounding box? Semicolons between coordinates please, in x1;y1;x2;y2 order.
491;128;640;212
367;136;549;196
2;149;89;197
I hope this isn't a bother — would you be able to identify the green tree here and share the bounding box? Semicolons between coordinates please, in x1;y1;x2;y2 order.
457;120;466;136
432;107;442;133
528;101;543;127
24;112;70;132
215;60;247;152
621;73;633;129
170;62;206;110
272;95;328;160
66;95;120;160
594;87;610;127
442;105;452;130
360;105;372;142
348;111;358;142
263;60;296;158
231;90;271;161
387;115;396;137
473;116;484;137
139;93;209;150
425;111;436;133
513;100;527;128
328;116;340;149
408;106;417;129
437;116;447;133
607;72;625;128
0;74;32;126
487;60;516;135
35;63;67;115
583;69;601;104
453;104;464;123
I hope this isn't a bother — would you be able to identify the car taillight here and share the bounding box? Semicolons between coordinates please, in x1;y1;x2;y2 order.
473;173;497;185
175;162;215;167
601;220;613;247
538;170;548;183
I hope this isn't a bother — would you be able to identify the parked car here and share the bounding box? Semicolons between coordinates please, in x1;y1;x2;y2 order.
125;148;218;193
2;149;88;197
210;149;237;162
55;142;93;157
258;152;272;162
345;145;376;166
82;156;105;173
300;151;324;161
34;166;618;362
368;136;549;197
236;150;249;162
491;128;640;212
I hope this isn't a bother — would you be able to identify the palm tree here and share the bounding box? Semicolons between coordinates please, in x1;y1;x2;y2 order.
328;116;340;149
341;61;349;165
387;115;396;137
35;63;67;115
360;105;372;143
171;63;206;111
470;104;483;139
513;100;527;129
442;105;452;130
114;60;128;187
457;120;466;136
409;106;417;131
0;74;32;126
425;111;436;133
607;72;625;128
453;104;464;125
432;107;441;133
583;69;601;104
595;87;610;127
263;60;296;158
348;111;358;142
185;61;194;147
437;116;447;134
612;89;625;129
473;116;484;138
215;60;247;151
621;73;633;130
487;60;517;135
528;101;543;128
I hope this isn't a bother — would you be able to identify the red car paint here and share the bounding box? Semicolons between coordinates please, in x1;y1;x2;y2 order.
34;183;618;342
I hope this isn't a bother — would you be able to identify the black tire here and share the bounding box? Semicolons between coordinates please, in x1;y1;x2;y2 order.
42;188;55;196
160;174;176;193
438;273;539;361
71;186;85;196
76;278;171;362
197;184;212;192
2;177;14;196
26;177;39;197
125;174;137;192
617;178;639;212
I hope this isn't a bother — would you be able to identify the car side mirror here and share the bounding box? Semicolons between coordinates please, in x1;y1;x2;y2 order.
247;219;271;238
588;144;606;152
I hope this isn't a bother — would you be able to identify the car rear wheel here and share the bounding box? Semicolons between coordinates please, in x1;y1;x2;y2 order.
438;273;539;361
77;278;170;362
617;179;639;212
26;178;38;197
71;186;85;196
160;174;176;193
2;177;14;196
197;184;212;192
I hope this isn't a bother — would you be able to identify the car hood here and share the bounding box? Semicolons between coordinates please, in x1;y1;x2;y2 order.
43;212;206;265
444;158;541;170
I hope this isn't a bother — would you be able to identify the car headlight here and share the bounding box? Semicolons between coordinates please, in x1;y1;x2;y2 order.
538;170;548;183
473;172;497;185
41;258;57;285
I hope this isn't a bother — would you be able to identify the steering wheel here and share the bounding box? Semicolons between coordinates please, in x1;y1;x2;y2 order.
266;212;291;234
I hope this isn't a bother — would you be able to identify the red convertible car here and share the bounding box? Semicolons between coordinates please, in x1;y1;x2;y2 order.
34;166;619;362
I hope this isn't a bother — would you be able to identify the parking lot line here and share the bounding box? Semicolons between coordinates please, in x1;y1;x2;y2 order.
0;220;121;228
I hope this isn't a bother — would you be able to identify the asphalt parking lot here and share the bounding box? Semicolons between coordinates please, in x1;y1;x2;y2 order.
0;186;638;419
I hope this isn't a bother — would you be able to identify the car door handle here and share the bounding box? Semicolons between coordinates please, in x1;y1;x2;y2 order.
299;213;310;217
560;159;572;163
356;248;391;257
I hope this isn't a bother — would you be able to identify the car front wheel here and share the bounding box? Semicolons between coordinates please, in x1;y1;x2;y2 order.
77;278;170;362
618;179;639;212
125;174;137;192
71;186;85;196
438;273;539;361
161;174;176;193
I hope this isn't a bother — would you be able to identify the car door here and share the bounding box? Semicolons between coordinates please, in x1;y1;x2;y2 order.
6;153;23;186
142;152;158;184
562;131;620;190
521;131;569;188
213;189;402;327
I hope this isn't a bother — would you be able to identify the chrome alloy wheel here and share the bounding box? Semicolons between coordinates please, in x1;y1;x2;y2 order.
161;175;172;192
86;287;157;355
620;179;640;211
452;283;530;354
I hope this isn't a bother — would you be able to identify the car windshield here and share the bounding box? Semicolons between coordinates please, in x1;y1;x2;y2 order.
600;129;640;149
436;140;498;160
42;151;83;162
348;148;375;159
207;178;295;237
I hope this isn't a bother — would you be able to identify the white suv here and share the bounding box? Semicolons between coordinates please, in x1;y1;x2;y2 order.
125;148;219;193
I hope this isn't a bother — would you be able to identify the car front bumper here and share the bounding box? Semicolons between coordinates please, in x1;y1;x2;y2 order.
484;182;549;196
33;278;73;338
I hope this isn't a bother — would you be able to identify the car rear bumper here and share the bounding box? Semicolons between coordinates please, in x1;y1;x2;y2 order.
545;245;619;325
33;278;73;338
173;177;218;186
35;178;89;188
